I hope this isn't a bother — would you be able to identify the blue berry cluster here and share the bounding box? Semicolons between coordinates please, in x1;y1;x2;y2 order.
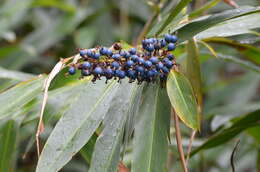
68;34;178;84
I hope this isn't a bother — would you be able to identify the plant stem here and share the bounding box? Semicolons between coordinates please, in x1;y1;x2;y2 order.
172;108;188;172
186;131;196;165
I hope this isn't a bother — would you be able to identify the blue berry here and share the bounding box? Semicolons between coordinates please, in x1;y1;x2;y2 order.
124;52;131;59
111;61;120;69
131;55;139;62
162;66;169;73
129;48;137;55
116;70;126;79
167;54;174;60
165;60;173;68
81;69;90;76
79;50;87;57
93;67;103;75
160;39;167;47
154;43;160;50
100;47;108;55
136;66;144;73
149;56;159;64
112;54;120;60
163;58;170;63
144;60;152;68
156;62;164;70
147;70;155;77
146;44;154;52
170;35;178;43
93;53;100;59
147;38;153;44
104;68;113;75
68;66;76;75
106;49;113;56
86;49;93;57
120;50;127;57
168;43;176;51
164;34;172;43
82;62;91;69
127;70;137;79
126;60;134;67
137;57;145;64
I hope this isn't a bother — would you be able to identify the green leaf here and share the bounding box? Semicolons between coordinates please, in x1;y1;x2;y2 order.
74;26;97;48
156;0;192;34
174;6;260;41
132;84;171;172
185;38;203;109
0;120;18;172
196;12;260;39
191;109;260;156
166;71;199;130
36;80;122;172
0;66;34;81
31;0;76;13
0;76;45;119
89;82;140;172
80;133;98;164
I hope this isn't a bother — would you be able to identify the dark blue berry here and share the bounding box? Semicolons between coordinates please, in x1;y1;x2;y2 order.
126;60;134;67
149;56;159;64
93;53;100;59
124;52;131;59
144;60;152;68
100;47;108;55
167;54;174;60
116;70;126;79
68;67;76;75
79;50;87;57
165;60;173;68
147;70;155;77
160;39;167;47
170;35;178;43
111;61;120;69
129;48;137;55
165;34;172;43
104;68;113;75
146;38;153;44
156;62;164;70
112;54;120;60
137;57;145;64
146;44;154;52
163;58;170;63
86;49;93;57
127;70;137;79
82;62;91;69
81;69;90;76
154;43;160;50
94;67;103;75
120;50;127;57
168;43;175;51
106;49;113;56
136;66;144;73
131;55;139;62
162;66;169;73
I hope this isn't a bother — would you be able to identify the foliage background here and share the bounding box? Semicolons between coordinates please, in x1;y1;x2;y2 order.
0;0;260;171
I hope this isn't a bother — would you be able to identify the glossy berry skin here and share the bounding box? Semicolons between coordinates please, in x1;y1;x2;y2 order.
68;66;76;75
168;43;176;51
156;62;164;70
149;56;159;64
154;43;160;50
124;52;131;59
164;34;172;42
126;60;134;67
170;35;178;43
167;54;174;60
93;53;100;60
160;39;167;47
115;70;126;79
106;49;113;56
79;50;87;57
112;54;120;60
127;70;137;79
144;60;153;68
136;66;144;73
86;49;93;57
162;66;169;74
137;57;145;64
120;50;127;57
129;48;137;55
93;67;103;75
100;47;108;55
81;69;90;76
104;68;113;76
82;62;91;69
146;44;154;52
147;70;155;77
131;55;139;62
163;58;170;63
111;61;120;69
165;60;173;68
